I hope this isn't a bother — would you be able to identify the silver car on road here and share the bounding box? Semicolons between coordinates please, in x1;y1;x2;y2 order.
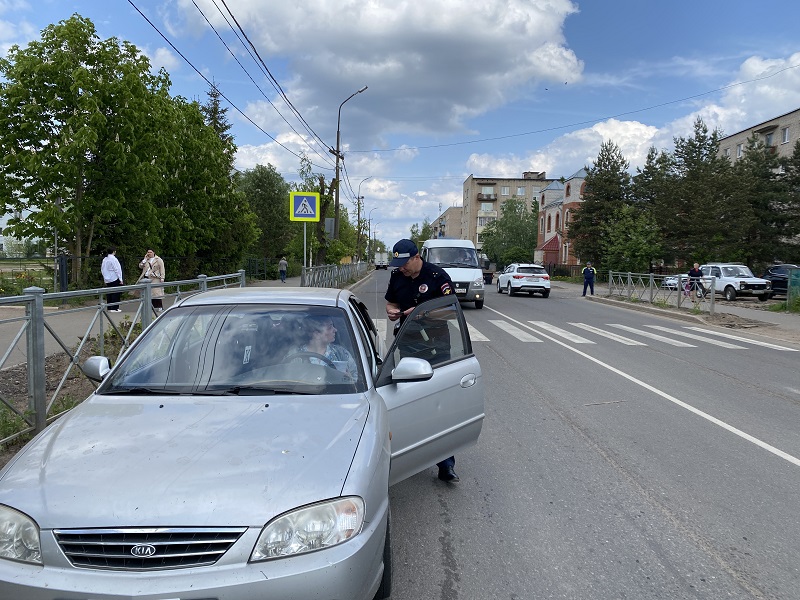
0;287;484;600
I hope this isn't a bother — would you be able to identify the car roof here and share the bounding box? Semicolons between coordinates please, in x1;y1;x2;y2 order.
514;263;545;268
702;262;746;266
176;286;351;308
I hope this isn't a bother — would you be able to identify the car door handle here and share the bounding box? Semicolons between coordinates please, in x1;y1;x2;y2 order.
460;374;477;388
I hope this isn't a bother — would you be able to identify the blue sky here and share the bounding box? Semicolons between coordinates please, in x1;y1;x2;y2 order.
3;0;800;247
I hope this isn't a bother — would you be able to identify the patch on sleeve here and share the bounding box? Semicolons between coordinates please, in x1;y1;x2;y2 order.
441;282;453;295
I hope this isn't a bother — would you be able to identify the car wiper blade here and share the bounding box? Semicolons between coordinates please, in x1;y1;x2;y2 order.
201;385;317;396
104;387;184;395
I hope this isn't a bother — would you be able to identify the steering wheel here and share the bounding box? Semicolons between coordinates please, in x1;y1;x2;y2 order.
283;351;337;369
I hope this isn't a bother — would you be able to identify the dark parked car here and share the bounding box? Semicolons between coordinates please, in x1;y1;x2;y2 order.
761;264;799;296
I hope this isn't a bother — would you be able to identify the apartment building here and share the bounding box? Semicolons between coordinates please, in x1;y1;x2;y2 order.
461;171;553;251
431;205;464;239
718;107;800;163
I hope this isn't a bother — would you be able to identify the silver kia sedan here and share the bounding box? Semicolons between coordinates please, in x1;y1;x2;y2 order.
0;287;484;599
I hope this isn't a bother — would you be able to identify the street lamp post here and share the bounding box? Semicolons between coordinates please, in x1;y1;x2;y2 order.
331;85;368;240
355;176;372;261
367;208;378;261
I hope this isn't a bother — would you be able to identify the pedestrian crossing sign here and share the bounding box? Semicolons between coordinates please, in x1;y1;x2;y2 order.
289;192;320;222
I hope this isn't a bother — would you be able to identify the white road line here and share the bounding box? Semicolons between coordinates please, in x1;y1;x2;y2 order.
528;321;595;343
468;323;490;341
485;306;800;469
570;323;647;345
647;325;746;349
488;320;543;342
609;324;696;347
684;326;799;352
374;319;388;345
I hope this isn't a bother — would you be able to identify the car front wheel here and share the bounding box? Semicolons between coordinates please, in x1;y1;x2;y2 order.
757;294;770;302
373;510;392;600
724;287;737;301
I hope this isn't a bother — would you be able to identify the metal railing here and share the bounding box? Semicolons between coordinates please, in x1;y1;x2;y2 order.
0;271;246;444
301;262;370;288
608;271;717;314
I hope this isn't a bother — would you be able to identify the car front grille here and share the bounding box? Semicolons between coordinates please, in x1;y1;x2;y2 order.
54;527;247;570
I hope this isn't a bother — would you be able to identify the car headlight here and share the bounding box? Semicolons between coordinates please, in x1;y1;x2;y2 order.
0;505;41;564
473;277;484;289
251;497;365;561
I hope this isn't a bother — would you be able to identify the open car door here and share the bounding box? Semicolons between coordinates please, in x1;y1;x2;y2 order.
376;295;484;485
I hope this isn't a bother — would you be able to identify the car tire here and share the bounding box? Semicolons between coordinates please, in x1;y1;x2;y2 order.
758;294;769;302
373;510;392;600
724;286;737;301
541;290;550;298
497;280;504;293
475;299;484;309
507;283;515;296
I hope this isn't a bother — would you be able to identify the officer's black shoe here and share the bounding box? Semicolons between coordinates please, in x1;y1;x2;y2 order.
438;466;460;483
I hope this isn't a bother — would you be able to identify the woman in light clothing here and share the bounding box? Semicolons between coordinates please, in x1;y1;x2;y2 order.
138;248;166;313
101;247;123;312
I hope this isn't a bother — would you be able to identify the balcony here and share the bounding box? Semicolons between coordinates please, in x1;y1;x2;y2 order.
477;193;497;201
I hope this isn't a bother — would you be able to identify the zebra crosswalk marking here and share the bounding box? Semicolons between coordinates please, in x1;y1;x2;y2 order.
608;324;695;347
468;323;490;341
684;327;799;352
570;323;647;345
647;325;746;349
528;321;595;344
488;320;543;342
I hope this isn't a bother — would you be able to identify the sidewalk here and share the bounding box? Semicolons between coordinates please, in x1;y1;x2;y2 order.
552;280;800;336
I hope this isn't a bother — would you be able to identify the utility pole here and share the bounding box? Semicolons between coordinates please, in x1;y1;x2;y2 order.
331;85;368;239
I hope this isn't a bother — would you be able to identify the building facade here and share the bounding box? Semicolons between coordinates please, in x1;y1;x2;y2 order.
718;107;800;163
461;171;553;251
431;206;464;239
534;168;587;266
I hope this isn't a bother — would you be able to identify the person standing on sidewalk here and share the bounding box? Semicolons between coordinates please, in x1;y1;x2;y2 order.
101;247;123;312
688;262;706;298
582;261;597;296
138;249;166;313
278;256;288;283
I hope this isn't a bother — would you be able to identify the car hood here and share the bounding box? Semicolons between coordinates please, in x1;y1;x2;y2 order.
438;266;482;282
0;395;369;528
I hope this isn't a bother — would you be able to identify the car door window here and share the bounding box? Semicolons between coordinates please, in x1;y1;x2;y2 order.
376;295;471;388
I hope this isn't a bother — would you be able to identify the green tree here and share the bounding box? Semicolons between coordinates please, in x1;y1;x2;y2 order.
238;164;292;258
601;205;662;272
409;217;434;248
568;141;631;263
778;140;800;263
0;15;172;283
200;80;235;172
480;198;538;266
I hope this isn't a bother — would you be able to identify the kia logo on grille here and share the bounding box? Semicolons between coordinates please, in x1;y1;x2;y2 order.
130;544;157;557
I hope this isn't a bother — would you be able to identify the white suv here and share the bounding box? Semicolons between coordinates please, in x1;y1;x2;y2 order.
497;263;551;297
700;263;773;301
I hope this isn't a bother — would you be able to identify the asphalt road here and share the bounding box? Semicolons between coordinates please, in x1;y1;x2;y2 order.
352;270;800;600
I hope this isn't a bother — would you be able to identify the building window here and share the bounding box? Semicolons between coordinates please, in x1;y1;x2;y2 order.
765;132;774;146
736;143;743;158
723;148;731;157
565;210;570;225
540;196;545;208
478;216;496;227
516;186;525;196
480;202;493;212
546;215;551;232
500;186;510;196
782;127;790;144
481;186;493;195
555;214;560;230
565;183;571;197
580;182;586;197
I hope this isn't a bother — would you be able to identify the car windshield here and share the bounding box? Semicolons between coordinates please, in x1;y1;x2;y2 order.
99;304;366;396
721;266;754;278
517;266;546;275
428;247;479;268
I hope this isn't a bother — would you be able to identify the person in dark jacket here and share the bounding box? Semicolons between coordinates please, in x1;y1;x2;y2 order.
582;261;597;296
688;262;706;297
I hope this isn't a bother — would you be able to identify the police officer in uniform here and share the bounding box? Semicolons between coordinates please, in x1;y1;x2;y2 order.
384;239;460;483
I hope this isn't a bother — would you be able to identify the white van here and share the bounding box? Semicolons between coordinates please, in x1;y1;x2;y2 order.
421;238;485;309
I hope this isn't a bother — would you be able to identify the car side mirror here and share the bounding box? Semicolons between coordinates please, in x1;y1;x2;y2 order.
391;357;434;382
83;356;111;382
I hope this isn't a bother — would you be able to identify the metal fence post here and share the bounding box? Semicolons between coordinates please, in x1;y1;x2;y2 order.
24;286;47;433
709;277;716;315
198;275;208;292
238;269;246;287
649;273;654;303
626;272;633;300
141;278;152;330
